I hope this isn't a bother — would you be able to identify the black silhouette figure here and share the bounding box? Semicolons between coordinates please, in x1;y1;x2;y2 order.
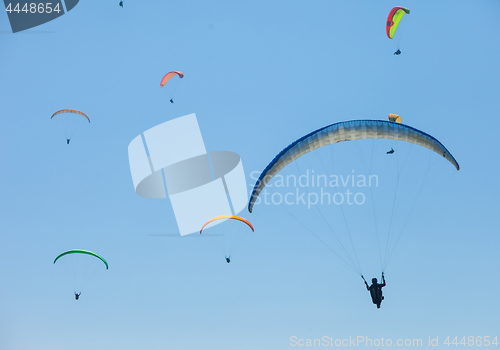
394;49;401;55
387;148;394;154
363;274;386;308
75;292;81;300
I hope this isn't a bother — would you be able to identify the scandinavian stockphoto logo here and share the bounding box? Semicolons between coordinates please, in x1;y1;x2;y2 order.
4;0;79;33
249;169;379;209
128;114;248;236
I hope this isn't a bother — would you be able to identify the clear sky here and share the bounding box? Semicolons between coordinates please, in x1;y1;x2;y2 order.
1;1;500;349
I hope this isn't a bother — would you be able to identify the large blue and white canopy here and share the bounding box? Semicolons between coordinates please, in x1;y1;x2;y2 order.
248;120;459;213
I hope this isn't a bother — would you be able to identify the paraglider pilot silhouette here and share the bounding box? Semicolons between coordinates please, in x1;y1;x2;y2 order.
363;273;386;308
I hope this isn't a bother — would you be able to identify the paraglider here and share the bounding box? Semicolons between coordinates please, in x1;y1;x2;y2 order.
119;1;123;7
363;273;386;308
247;119;459;294
51;109;90;144
160;71;184;104
200;215;254;262
386;7;410;54
54;249;108;299
387;115;400;153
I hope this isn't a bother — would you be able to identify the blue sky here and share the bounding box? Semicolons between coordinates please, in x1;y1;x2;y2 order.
1;1;500;349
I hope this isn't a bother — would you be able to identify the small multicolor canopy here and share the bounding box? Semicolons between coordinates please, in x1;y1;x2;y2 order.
160;71;184;87
388;114;402;123
386;7;410;39
200;215;254;234
51;109;90;122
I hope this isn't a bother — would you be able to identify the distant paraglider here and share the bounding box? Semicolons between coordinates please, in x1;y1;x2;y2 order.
386;7;410;55
388;115;401;153
54;249;108;300
160;71;184;104
51;109;90;144
200;215;254;263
